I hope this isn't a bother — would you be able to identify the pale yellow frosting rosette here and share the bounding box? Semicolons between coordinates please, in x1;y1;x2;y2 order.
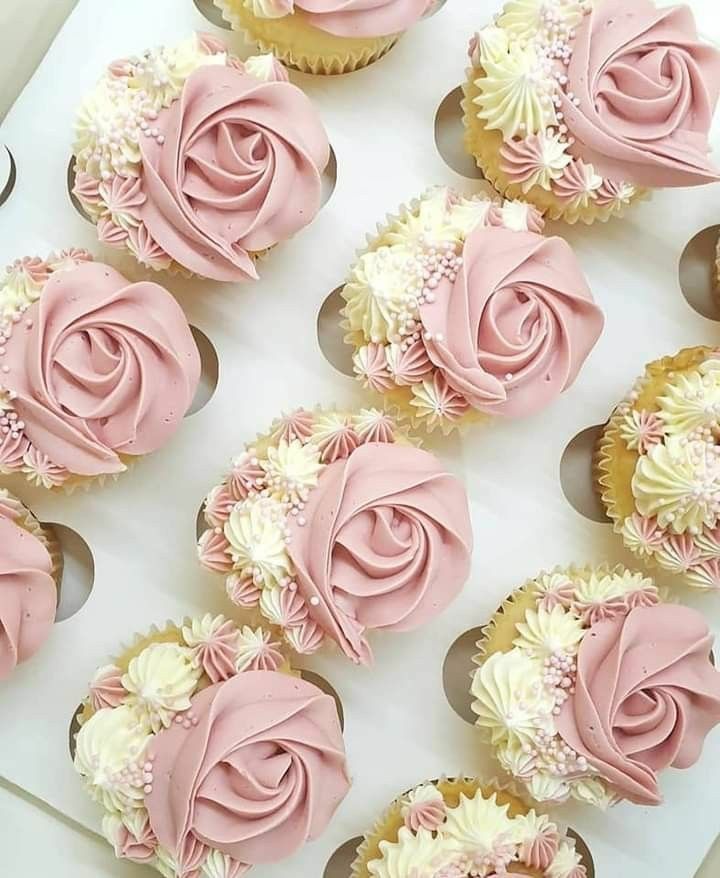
351;775;592;878
595;346;717;582
214;0;398;74
461;65;647;225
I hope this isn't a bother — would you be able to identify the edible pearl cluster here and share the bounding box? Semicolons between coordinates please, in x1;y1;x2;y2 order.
397;239;464;349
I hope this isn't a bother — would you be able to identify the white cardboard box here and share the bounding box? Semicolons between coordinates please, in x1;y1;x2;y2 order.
1;1;720;876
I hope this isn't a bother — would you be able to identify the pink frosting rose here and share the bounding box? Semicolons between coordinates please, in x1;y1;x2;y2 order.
138;65;329;281
286;443;473;664
145;671;349;867
420;226;603;418
559;0;720;187
0;515;56;679
1;262;200;478
557;604;720;805
294;0;430;38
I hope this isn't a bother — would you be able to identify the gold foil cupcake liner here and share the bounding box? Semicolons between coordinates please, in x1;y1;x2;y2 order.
461;67;647;226
214;0;397;75
350;775;550;878
595;346;715;538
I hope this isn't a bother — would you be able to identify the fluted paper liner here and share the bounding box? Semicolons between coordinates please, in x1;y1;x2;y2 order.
1;489;64;596
350;775;592;878
461;66;647;226
595;346;714;554
214;0;398;75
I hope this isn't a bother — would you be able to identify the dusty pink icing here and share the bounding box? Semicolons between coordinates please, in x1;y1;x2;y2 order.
499;134;558;189
317;421;360;463
0;515;56;679
356;343;394;392
557;604;720;805
89;665;127;710
286;443;472;664
111;814;158;863
198;529;234;572
559;0;720;187
0;262;200;478
389;338;433;385
519;827;558;871
145;671;349;866
295;0;429;38
138;65;329;282
194;619;239;683
226;572;262;608
271;409;315;444
420;226;604;417
403;798;446;833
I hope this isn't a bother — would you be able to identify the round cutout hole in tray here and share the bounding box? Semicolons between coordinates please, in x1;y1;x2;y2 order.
560;424;609;524
193;0;232;29
0;146;17;208
318;285;355;377
300;668;345;731
434;86;487;180
323;836;363;878
51;524;95;622
67;155;93;222
187;326;219;417
679;225;720;321
442;626;484;724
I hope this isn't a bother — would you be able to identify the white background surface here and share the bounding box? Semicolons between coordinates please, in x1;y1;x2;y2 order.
0;0;719;875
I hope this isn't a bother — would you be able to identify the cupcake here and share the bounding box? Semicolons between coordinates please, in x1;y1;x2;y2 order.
214;0;431;75
341;186;603;434
197;405;473;663
470;564;720;807
73;614;351;876
72;34;329;280
595;346;720;590
463;0;720;224
352;776;591;877
0;489;62;679
0;250;200;491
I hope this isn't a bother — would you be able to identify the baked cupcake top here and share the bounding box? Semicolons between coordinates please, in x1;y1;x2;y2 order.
0;251;200;489
342;187;603;432
233;0;431;38
598;347;720;590
467;0;720;221
0;489;57;680
74;615;350;876
72;34;329;281
197;406;473;663
354;778;588;878
471;564;720;808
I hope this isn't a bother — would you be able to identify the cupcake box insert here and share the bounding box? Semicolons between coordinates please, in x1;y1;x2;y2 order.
0;1;719;876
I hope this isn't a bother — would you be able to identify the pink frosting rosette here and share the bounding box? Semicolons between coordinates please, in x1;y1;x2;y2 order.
557;604;720;805
145;671;350;869
0;511;56;679
0;259;200;482
292;0;430;38
559;0;720;187
420;226;604;418
138;64;329;281
286;442;473;664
